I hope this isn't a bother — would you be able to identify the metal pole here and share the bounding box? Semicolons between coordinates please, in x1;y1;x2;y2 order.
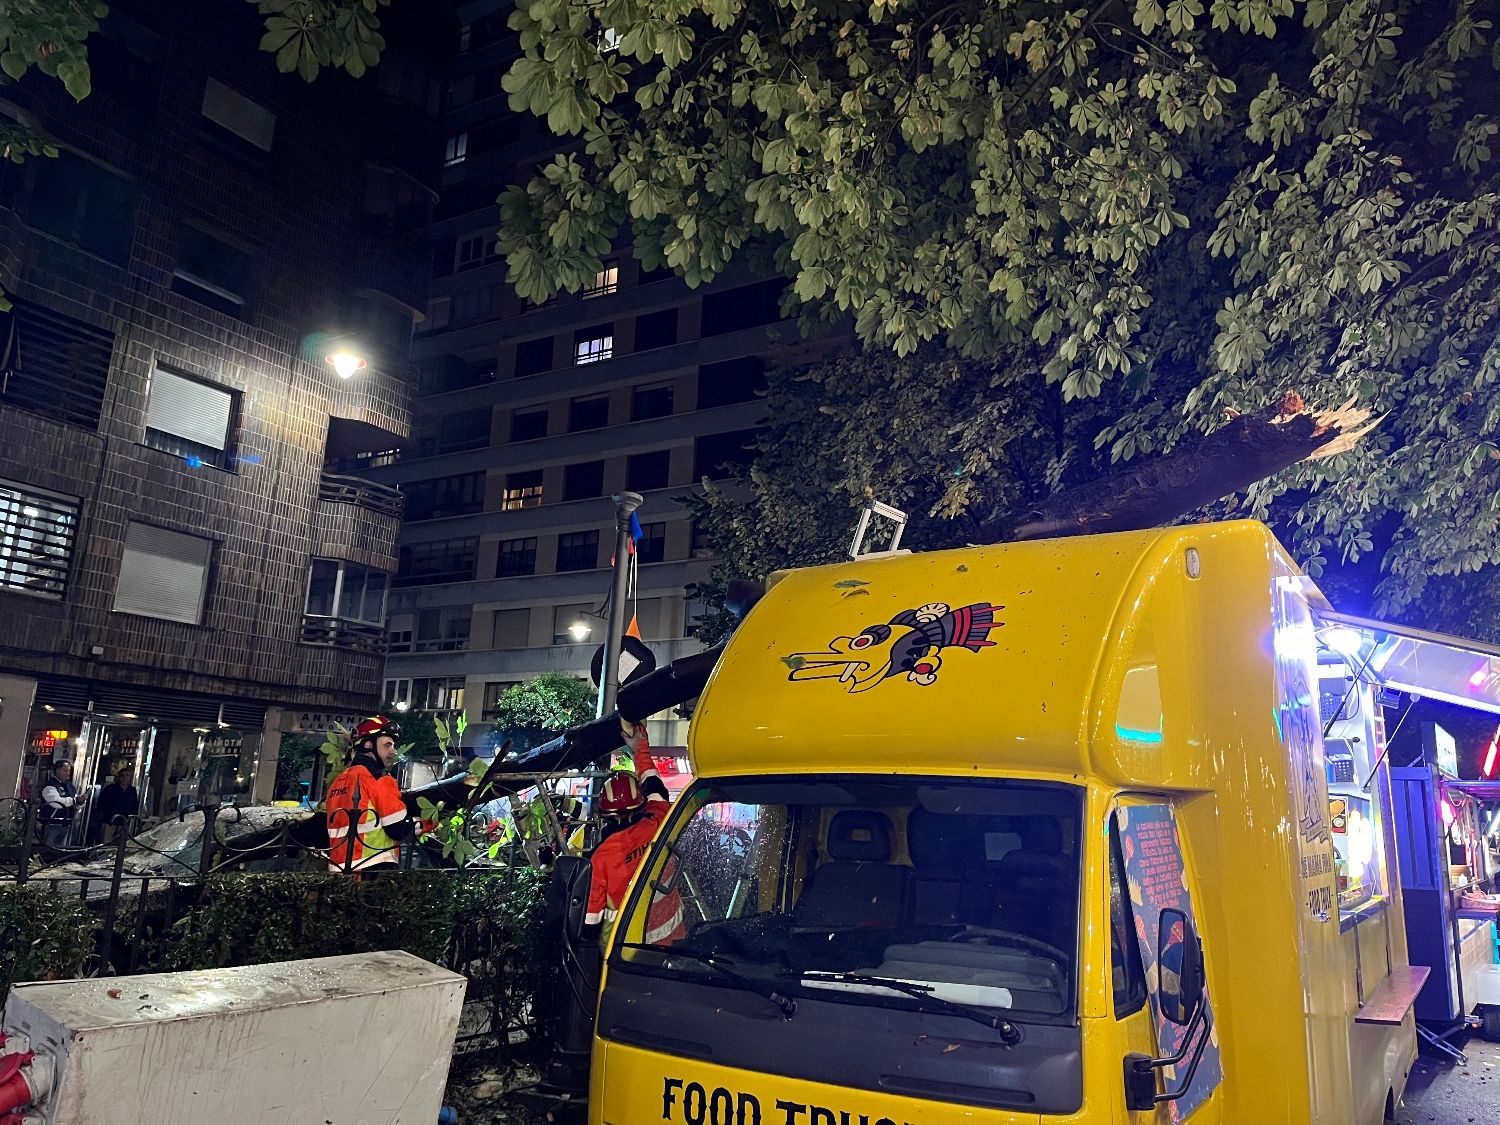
597;491;643;720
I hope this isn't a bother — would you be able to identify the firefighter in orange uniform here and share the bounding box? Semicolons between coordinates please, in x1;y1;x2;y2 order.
325;715;414;875
583;721;685;946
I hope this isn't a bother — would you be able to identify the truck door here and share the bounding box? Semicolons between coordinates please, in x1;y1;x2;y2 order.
1112;800;1224;1122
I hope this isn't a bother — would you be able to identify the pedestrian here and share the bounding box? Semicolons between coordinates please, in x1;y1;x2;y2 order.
95;765;140;842
583;721;685;946
324;715;413;875
40;759;81;850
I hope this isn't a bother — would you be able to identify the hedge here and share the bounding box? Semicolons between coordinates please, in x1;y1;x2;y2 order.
0;884;94;1008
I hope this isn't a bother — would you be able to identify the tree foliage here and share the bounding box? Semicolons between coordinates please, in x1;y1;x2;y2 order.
489;673;597;752
503;0;1500;633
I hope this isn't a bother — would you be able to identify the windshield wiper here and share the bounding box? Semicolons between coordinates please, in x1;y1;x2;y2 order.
635;946;797;1019
791;972;1021;1044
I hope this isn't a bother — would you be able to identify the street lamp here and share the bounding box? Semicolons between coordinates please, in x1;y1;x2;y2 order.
325;349;369;379
568;620;592;643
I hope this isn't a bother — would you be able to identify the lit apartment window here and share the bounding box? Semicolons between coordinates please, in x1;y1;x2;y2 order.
583;260;619;298
573;324;613;365
412;677;466;712
496;537;538;577
113;522;214;624
556;530;600;572
144;367;236;468
502;470;543;510
0;479;78;599
444;132;469;166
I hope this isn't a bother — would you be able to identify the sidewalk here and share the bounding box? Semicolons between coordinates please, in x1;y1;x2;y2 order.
1399;1036;1500;1123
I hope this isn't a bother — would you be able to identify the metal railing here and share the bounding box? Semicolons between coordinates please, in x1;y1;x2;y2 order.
318;471;405;518
2;800;541;1052
300;615;389;653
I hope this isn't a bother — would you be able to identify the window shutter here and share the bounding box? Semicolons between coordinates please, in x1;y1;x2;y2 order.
146;368;232;450
201;78;276;152
114;523;213;624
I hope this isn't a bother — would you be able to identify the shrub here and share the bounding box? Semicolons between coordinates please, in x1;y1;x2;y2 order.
0;884;94;1007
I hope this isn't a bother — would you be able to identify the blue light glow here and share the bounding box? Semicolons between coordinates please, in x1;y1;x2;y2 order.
1116;720;1165;744
184;455;204;468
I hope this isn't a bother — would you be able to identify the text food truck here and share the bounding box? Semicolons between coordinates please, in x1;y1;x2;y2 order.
586;521;1434;1124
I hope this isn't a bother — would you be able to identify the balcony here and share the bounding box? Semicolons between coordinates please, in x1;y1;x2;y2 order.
315;472;403;570
319;471;404;518
300;616;388;654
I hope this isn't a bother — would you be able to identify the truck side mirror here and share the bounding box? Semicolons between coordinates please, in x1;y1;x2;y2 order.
1156;907;1204;1025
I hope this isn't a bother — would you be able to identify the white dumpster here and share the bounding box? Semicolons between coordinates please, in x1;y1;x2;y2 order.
1;950;466;1124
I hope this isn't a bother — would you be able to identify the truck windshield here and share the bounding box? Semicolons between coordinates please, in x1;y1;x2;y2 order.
613;775;1081;1019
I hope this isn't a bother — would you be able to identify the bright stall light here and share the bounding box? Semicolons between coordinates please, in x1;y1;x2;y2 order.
326;350;368;379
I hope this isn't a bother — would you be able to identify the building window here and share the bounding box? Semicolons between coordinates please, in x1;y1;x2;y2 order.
394;538;478;586
556;530;600;572
568;395;610;433
637;521;667;564
452;284;504;325
384;677;412;705
573;325;614;365
414;410;491;457
481;680;522;721
509;408;548;442
415;606;471;652
514;336;553;377
634;308;678;351
0;479;78;600
422;296;451;332
444;131;469;166
144;367;236;469
563;461;605;501
386;631;413;655
113;522;213;624
694;429;761;479
418;355;496;395
456;233;498;271
496;537;538;578
412;677;466;712
691;522;714;557
583;260;619;298
0;297;114;430
21;151;138;265
701;278;788;336
490;608;530;648
200;77;276;163
553;602;596;643
172;226;251;318
404;472;486;521
502;470;543;510
697;356;767;409
304;558;387;624
626;449;671;492
631;382;674;421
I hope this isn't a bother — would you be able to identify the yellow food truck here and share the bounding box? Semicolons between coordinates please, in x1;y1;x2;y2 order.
589;521;1422;1124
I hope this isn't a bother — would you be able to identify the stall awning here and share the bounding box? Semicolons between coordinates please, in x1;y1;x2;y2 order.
1316;611;1500;716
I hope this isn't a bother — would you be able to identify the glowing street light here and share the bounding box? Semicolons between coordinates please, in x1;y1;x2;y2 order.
568;620;592;643
325;349;369;379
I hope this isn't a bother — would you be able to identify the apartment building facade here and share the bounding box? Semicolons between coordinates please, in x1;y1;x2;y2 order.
375;0;849;750
0;0;444;826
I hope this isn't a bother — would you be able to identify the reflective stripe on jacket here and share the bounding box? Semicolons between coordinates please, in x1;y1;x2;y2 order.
325;764;407;872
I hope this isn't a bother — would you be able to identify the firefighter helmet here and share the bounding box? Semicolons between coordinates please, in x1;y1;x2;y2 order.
597;771;645;817
352;715;399;746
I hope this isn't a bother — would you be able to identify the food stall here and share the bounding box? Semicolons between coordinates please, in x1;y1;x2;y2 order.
1317;613;1500;1051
